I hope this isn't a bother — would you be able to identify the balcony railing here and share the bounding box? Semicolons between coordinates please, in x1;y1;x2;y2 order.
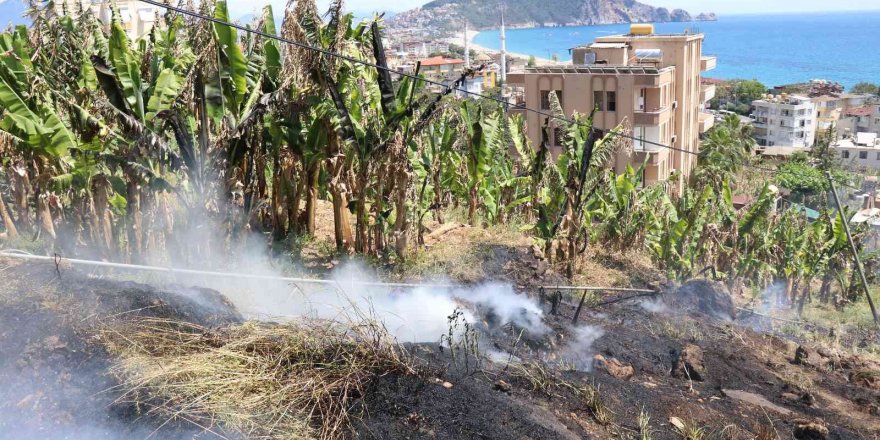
700;83;716;102
700;56;717;72
699;112;715;133
634;105;671;125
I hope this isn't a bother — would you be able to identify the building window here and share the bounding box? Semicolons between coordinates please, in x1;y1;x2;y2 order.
842;151;850;159
540;90;562;110
860;151;868;159
875;152;880;160
606;91;617;112
594;91;604;111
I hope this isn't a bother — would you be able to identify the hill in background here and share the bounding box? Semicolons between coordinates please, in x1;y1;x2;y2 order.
390;0;714;31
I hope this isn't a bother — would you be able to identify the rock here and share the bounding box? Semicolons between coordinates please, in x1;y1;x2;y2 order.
672;344;706;381
668;280;736;320
722;390;793;416
493;380;512;393
794;346;825;368
793;419;829;439
781;391;816;406
849;370;880;390
594;355;634;381
442;381;454;389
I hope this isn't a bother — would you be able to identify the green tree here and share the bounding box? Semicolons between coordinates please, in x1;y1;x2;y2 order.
851;82;880;96
527;55;536;67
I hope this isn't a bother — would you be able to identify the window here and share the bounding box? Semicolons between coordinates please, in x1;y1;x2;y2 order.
875;152;880;160
800;120;806;127
860;151;868;159
594;91;604;111
540;90;562;110
606;91;617;112
842;151;850;159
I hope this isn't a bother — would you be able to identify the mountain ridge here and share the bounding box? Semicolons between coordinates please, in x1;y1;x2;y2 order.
389;0;714;32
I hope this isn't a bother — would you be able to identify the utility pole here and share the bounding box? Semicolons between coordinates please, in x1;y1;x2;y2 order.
499;3;507;86
464;21;470;68
827;171;880;330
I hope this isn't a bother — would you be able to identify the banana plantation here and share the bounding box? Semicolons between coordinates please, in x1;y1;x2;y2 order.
0;1;873;313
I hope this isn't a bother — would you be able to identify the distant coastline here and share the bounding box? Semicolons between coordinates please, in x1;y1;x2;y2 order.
453;30;557;65
470;11;880;88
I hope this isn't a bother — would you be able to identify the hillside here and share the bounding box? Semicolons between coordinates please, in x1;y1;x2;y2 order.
389;0;713;31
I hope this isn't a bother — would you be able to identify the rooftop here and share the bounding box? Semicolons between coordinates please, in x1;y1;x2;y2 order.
834;133;880;149
522;65;672;75
845;106;875;117
594;32;704;42
420;56;464;66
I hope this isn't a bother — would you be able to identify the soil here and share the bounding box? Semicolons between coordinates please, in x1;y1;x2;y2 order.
1;256;879;440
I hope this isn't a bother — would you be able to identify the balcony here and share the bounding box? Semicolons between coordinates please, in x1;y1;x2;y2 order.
700;56;717;72
634;105;672;126
700;83;716;102
699;112;715;133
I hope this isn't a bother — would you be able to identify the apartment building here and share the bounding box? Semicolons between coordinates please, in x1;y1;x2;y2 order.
751;94;817;149
418;56;465;82
834;133;880;170
506;25;716;193
838;105;880;137
814;93;873;132
55;0;162;38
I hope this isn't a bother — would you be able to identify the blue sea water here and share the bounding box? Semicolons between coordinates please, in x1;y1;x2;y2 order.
473;11;880;89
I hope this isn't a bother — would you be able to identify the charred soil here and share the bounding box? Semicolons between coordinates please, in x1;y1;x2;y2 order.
1;258;878;440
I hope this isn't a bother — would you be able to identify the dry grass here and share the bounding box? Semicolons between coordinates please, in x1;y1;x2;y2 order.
100;317;419;440
571;248;663;290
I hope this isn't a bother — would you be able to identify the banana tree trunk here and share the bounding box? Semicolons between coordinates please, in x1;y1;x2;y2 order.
797;279;812;316
0;192;18;239
326;132;353;252
432;167;444;224
355;166;369;254
93;176;115;257
271;153;287;241
783;277;795;306
819;273;833;304
10;164;32;233
468;184;478;226
305;161;319;236
288;168;303;235
36;191;56;243
392;143;412;258
126;178;143;262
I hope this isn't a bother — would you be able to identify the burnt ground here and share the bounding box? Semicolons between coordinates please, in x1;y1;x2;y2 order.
0;260;241;440
1;258;879;440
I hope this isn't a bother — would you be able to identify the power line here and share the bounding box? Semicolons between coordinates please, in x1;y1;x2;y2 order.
133;0;861;190
133;0;699;156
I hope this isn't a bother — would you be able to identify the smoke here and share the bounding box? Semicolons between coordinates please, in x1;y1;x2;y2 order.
558;325;605;371
639;298;671;314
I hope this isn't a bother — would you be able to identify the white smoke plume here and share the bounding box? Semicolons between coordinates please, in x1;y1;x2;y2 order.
558;325;606;371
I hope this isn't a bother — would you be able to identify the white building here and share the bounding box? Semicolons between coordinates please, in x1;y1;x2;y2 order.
752;94;817;148
834;133;880;170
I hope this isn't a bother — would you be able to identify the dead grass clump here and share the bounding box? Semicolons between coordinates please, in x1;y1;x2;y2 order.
100;318;419;440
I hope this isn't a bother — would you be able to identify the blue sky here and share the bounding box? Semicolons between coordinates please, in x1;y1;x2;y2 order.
3;0;880;24
220;0;880;18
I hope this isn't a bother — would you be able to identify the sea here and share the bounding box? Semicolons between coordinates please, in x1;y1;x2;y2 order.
472;11;880;89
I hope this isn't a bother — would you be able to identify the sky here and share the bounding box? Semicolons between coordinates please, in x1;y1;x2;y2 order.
2;0;879;23
219;0;880;17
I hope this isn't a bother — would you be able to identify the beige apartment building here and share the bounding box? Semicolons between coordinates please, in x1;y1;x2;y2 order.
507;26;716;193
55;0;162;38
